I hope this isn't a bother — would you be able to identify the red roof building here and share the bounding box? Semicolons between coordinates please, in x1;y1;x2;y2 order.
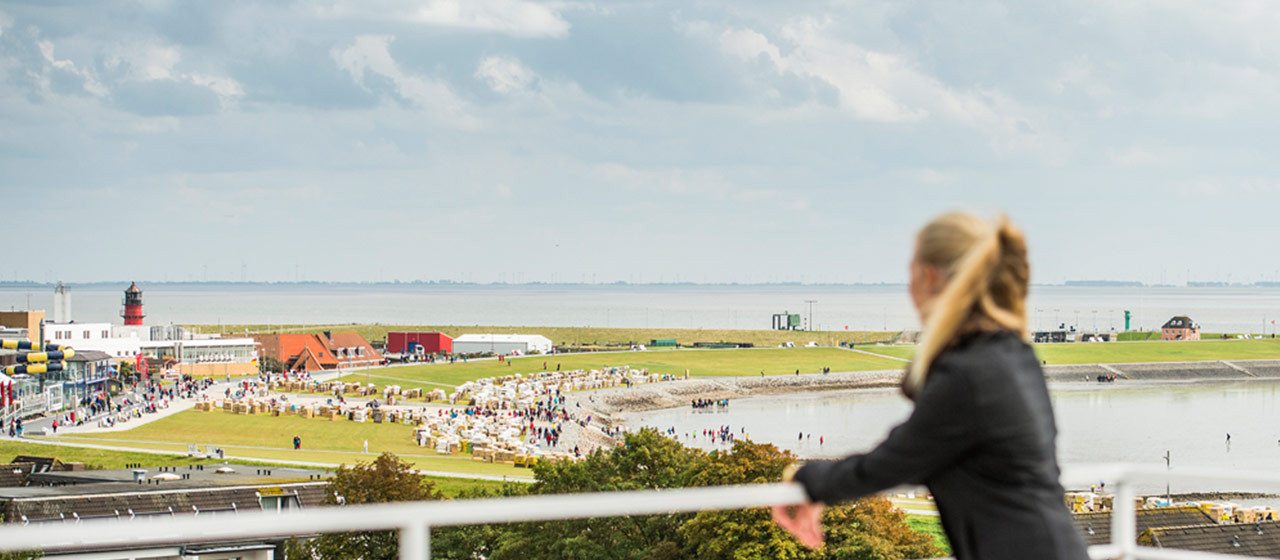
1161;316;1201;341
386;332;453;354
253;331;382;373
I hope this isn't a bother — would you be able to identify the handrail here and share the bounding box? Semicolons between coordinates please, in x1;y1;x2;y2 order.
0;465;1275;560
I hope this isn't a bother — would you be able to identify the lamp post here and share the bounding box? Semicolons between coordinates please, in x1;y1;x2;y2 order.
804;300;817;332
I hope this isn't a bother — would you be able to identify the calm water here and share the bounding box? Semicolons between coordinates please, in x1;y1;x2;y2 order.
625;380;1280;494
2;283;1279;333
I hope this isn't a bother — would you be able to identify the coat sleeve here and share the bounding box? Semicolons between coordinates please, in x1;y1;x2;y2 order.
792;364;978;504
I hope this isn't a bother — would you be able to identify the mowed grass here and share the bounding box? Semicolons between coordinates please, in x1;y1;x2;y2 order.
341;347;905;390
0;439;236;470
905;514;951;556
859;338;1280;365
52;410;531;478
0;439;520;496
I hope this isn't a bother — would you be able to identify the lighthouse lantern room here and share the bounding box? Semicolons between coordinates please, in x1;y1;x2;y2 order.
122;282;145;326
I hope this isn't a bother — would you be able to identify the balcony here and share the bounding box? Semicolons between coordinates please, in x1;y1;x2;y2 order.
0;464;1276;559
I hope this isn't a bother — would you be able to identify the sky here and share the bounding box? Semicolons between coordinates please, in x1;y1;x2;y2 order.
1;0;1279;285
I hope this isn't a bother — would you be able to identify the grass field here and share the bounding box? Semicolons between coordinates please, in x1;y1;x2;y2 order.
48;410;533;478
860;338;1280;365
338;347;906;390
0;438;513;497
188;323;896;349
905;514;950;555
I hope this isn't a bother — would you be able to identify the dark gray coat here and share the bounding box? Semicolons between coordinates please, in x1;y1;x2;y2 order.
794;330;1088;560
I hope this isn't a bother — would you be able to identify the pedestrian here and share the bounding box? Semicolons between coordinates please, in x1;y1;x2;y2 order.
774;212;1088;559
293;435;301;450
363;439;369;453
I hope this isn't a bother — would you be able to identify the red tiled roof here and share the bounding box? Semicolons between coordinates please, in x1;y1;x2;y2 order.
255;333;380;372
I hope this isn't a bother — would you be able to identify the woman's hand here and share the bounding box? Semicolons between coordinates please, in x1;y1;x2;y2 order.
771;501;825;549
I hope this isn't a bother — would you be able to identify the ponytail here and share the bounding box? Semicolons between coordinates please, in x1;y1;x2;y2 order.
903;213;1029;398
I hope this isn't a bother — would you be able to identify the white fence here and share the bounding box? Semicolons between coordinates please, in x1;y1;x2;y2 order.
0;464;1277;559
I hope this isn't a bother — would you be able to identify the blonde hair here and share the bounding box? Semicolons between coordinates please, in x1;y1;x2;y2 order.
902;212;1030;397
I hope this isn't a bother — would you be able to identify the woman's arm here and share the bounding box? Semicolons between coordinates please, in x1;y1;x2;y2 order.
793;364;978;504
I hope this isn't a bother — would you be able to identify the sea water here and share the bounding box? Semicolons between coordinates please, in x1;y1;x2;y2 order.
624;379;1280;494
2;283;1279;334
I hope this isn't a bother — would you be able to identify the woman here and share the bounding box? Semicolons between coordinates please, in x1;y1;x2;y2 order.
773;212;1088;559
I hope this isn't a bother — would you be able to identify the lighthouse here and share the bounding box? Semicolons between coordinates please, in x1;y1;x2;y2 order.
122;282;145;326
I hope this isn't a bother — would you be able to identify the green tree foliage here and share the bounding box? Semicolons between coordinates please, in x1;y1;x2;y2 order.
288;452;443;560
437;429;941;560
293;432;942;560
679;439;939;560
479;429;700;560
261;356;284;374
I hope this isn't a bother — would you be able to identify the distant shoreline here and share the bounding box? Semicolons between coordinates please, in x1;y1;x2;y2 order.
4;281;1280;289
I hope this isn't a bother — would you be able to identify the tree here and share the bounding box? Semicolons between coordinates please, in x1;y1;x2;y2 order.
435;430;941;560
260;356;284;374
483;429;699;559
288;452;443;560
679;441;940;560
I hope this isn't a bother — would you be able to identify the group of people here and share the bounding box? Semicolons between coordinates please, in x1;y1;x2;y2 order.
690;398;729;409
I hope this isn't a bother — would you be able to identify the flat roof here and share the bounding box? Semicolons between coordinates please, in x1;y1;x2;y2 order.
0;464;331;500
455;334;552;343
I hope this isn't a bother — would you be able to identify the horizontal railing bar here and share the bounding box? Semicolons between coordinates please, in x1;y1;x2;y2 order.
0;465;1277;559
0;483;809;552
1129;546;1273;560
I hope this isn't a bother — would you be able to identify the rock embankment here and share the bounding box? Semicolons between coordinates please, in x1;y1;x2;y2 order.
574;370;903;425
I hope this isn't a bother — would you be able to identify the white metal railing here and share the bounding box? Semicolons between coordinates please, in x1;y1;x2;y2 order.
0;465;1277;560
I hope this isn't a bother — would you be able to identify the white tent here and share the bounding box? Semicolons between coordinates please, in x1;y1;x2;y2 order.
452;334;553;356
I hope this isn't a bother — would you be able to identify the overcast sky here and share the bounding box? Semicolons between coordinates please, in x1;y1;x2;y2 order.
2;1;1279;285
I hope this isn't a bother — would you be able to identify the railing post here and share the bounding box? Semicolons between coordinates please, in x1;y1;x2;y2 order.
399;522;429;560
1112;475;1136;560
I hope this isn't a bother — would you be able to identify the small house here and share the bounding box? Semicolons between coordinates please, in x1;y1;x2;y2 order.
1161;316;1200;341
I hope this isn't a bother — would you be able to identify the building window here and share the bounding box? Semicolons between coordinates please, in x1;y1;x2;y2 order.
101;330;108;338
83;330;90;339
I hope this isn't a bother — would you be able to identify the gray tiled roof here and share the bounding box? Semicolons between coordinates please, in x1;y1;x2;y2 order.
1073;506;1216;546
1142;521;1280;557
4;481;329;522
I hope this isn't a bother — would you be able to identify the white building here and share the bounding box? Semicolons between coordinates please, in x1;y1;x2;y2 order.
452;334;553;356
43;323;257;376
43;322;142;359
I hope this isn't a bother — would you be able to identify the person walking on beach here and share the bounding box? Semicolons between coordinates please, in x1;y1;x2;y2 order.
774;212;1088;560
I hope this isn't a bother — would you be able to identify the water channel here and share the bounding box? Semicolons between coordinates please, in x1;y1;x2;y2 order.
625;379;1280;495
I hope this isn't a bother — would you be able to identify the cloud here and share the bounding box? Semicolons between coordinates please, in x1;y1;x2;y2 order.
591;162;811;211
0;10;10;39
333;35;473;126
475;55;536;94
37;40;108;96
103;41;244;100
314;0;570;38
106;42;181;81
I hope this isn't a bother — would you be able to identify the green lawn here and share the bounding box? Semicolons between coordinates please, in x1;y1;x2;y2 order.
50;410;532;478
859;338;1280;365
340;347;905;390
0;439;239;470
905;514;951;556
